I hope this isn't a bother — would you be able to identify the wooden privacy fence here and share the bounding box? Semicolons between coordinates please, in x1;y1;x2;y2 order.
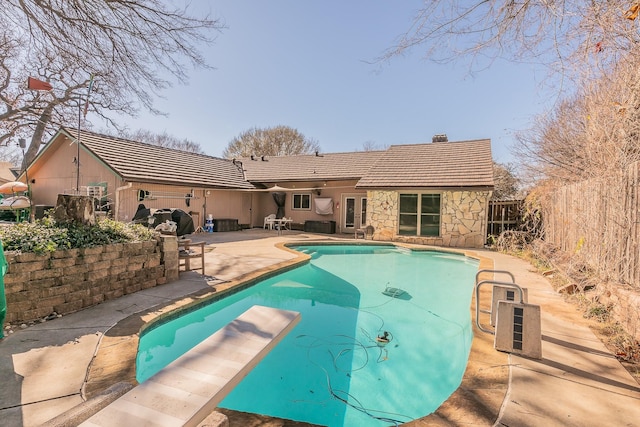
487;200;523;238
543;161;640;289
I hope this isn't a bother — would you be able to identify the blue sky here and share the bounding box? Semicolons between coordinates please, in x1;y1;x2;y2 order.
112;1;555;164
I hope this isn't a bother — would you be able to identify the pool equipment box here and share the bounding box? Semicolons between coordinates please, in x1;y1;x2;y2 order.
212;218;239;232
494;301;542;359
303;220;336;234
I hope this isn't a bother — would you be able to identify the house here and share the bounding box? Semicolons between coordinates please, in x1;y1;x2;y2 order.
19;128;494;248
0;161;17;185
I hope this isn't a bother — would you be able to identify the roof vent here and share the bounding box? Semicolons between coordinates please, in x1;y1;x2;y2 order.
315;150;323;157
261;155;267;161
432;134;448;142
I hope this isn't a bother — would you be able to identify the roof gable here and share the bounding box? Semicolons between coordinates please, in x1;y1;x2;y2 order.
356;140;494;188
61;128;254;189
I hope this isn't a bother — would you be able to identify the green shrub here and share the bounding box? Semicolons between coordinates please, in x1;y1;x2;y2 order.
0;218;157;254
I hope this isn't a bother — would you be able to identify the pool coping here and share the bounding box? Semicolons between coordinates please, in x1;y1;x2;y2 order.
82;241;508;426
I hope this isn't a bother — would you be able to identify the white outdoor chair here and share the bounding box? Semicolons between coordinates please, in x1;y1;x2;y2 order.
264;214;276;230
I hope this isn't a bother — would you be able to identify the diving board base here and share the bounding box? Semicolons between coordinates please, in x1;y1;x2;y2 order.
80;305;301;427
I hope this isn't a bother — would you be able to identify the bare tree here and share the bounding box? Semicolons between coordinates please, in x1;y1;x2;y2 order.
223;126;321;158
358;140;388;151
492;161;520;200
0;1;221;166
515;53;640;184
118;129;204;154
385;1;640;84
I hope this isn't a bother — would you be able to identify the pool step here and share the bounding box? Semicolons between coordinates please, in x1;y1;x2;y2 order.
79;305;301;427
299;248;319;258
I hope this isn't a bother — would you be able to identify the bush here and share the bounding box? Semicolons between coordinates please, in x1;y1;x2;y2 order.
0;217;157;254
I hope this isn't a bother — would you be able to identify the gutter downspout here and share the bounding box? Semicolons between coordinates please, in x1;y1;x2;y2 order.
114;182;132;221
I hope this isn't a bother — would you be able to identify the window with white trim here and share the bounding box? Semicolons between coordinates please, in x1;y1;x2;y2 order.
398;193;441;236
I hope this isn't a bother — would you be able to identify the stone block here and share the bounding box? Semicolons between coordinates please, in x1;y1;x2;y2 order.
7;299;35;312
100;251;121;261
144;257;161;268
108;265;126;276
4;271;31;285
64;264;89;276
13;260;47;273
103;243;124;253
89;283;111;297
40;295;67;308
130;254;149;264
111;257;129;267
142;240;158;251
51;248;80;259
87;261;111;272
86;294;105;306
45;284;74;297
30;278;57;289
15;252;51;263
140;279;157;290
85;268;109;281
126;263;144;272
80;254;101;264
3;252;16;264
123;242;144;255
32;268;64;280
110;279;128;291
118;271;136;280
49;257;77;268
68;288;91;302
125;284;141;294
5;281;24;293
80;246;105;256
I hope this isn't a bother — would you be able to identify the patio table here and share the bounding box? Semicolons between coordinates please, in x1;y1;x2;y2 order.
271;218;292;235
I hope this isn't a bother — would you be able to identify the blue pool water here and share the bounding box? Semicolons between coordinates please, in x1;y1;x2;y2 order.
137;244;479;426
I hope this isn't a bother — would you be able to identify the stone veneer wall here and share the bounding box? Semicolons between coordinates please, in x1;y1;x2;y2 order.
2;235;179;325
367;190;491;248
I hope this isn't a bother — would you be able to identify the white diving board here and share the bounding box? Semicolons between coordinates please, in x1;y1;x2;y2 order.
80;305;301;427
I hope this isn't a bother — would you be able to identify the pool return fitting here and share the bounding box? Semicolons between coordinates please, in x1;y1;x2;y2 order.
475;269;542;359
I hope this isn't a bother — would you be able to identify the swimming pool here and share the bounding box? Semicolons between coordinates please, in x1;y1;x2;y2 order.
137;244;479;426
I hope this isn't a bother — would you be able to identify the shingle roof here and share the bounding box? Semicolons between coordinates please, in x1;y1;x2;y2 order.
356;140;494;188
61;128;254;189
52;129;493;190
240;151;385;183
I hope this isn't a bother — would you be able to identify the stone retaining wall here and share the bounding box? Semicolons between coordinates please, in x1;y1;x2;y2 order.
2;235;179;325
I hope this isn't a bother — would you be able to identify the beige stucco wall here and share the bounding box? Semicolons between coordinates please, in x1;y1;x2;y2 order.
367;189;491;248
253;180;362;231
28;137;119;208
118;185;254;228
